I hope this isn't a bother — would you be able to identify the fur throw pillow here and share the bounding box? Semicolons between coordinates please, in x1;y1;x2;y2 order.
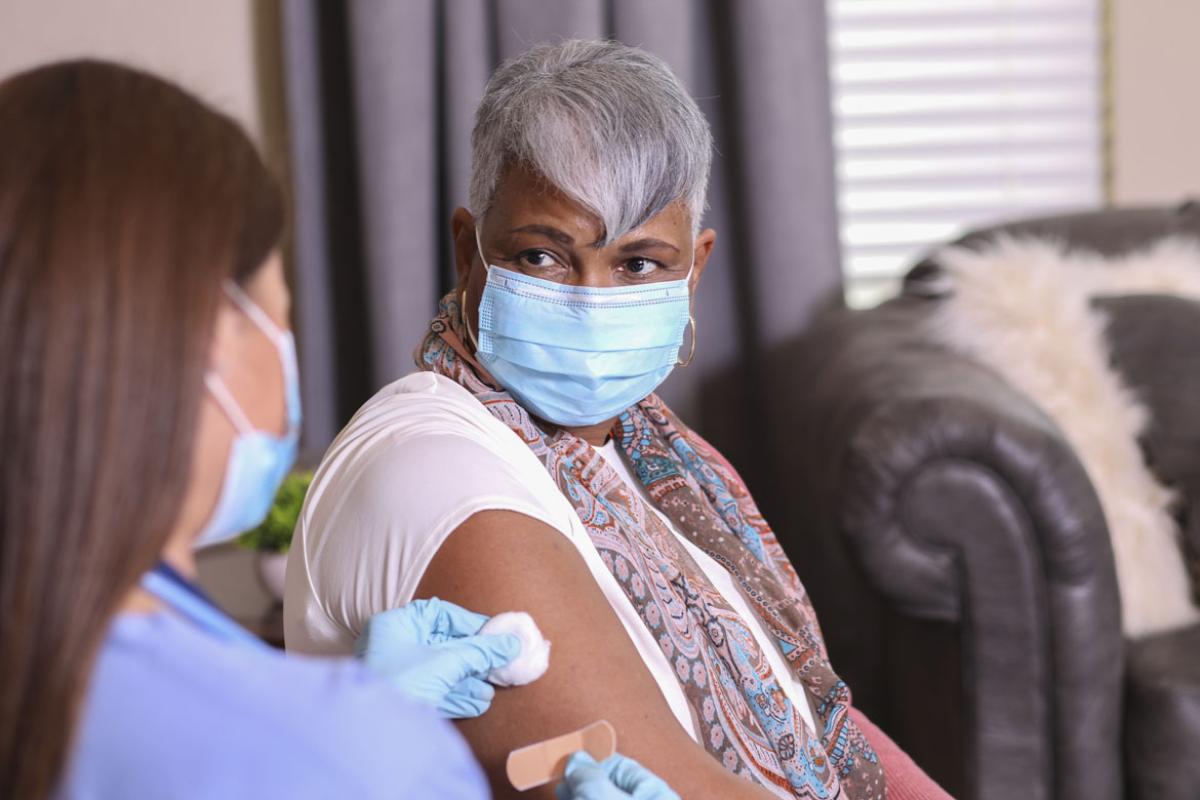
925;235;1200;638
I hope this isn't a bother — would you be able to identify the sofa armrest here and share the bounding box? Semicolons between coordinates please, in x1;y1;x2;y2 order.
769;297;1123;800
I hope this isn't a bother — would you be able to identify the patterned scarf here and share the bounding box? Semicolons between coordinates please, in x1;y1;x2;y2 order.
418;295;885;799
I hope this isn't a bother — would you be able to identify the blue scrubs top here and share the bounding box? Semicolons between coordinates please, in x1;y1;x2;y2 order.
58;591;489;798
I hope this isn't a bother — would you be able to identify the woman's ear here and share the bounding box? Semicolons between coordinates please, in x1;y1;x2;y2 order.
689;228;717;292
450;207;479;292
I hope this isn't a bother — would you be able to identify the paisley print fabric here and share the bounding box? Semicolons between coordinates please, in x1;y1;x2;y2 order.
418;294;885;799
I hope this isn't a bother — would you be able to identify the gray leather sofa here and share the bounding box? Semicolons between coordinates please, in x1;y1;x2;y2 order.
772;204;1200;800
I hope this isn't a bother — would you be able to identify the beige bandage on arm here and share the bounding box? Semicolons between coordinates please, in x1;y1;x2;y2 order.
505;720;617;791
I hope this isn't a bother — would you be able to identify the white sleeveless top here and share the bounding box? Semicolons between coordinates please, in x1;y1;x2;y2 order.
284;372;815;739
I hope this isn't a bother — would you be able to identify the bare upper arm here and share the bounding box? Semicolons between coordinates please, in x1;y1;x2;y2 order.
414;509;776;800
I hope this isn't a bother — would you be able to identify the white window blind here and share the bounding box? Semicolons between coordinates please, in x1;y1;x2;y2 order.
827;0;1104;307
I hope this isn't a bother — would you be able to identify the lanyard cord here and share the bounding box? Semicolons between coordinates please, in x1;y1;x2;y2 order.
141;561;267;649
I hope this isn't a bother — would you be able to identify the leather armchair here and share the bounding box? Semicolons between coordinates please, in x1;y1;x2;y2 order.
770;204;1200;800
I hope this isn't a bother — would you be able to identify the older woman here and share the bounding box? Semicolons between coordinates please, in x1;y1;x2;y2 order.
287;40;948;800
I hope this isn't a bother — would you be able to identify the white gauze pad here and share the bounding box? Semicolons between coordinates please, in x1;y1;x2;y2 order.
479;611;551;686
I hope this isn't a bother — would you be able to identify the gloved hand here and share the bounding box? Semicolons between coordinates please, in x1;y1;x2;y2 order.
555;752;680;800
355;597;520;718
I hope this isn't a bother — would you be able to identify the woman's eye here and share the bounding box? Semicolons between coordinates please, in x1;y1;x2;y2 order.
624;258;661;276
518;250;559;270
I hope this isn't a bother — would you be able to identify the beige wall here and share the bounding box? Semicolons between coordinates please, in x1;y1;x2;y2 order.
0;0;266;142
0;0;280;620
1110;0;1200;204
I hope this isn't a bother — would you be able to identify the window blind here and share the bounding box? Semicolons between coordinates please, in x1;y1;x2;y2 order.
827;0;1104;307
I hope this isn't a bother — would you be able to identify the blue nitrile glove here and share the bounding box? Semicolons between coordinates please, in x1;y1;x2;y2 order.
355;598;521;718
555;752;680;800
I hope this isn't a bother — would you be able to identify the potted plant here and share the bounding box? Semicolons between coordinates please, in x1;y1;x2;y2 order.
237;470;313;600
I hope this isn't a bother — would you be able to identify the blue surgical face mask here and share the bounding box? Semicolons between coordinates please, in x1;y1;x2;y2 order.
194;281;302;549
466;228;694;427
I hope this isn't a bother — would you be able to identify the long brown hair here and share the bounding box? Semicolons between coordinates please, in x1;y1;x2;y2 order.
0;61;283;798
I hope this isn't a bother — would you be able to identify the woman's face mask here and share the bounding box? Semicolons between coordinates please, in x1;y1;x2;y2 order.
466;227;693;427
194;281;302;548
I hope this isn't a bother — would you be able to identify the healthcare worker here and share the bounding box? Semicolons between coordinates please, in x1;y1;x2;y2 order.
0;61;675;800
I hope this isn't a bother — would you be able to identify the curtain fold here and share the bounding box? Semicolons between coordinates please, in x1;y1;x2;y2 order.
282;0;842;497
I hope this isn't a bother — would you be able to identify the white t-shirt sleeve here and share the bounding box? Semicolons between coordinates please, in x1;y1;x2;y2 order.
284;373;573;655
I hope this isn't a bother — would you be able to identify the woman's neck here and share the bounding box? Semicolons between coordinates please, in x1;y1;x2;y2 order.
117;531;199;615
159;534;199;578
561;419;616;447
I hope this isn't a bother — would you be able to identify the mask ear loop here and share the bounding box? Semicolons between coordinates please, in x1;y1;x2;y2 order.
205;283;261;433
223;280;286;346
204;372;254;434
219;279;299;432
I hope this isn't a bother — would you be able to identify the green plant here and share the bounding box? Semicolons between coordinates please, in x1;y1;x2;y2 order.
236;471;313;553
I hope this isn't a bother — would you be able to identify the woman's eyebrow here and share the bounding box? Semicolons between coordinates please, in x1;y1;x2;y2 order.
508;224;575;246
618;237;680;255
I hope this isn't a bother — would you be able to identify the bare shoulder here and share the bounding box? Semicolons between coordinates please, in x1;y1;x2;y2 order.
415;510;776;800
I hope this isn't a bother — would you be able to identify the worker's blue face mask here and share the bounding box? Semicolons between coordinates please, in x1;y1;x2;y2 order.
194;281;301;548
466;228;694;427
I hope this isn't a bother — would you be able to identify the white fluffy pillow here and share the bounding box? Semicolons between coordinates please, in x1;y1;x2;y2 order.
927;235;1200;638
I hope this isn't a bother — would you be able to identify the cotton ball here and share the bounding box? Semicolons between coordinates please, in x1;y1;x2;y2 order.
479;611;551;687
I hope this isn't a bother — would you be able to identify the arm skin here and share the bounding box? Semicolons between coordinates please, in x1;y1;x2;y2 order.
414;510;778;800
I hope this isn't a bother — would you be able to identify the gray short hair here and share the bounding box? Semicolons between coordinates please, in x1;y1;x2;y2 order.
469;39;712;243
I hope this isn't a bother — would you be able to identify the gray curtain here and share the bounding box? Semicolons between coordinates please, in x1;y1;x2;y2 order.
282;0;842;498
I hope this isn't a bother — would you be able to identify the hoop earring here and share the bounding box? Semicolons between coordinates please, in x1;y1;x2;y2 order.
677;314;696;367
461;289;481;350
